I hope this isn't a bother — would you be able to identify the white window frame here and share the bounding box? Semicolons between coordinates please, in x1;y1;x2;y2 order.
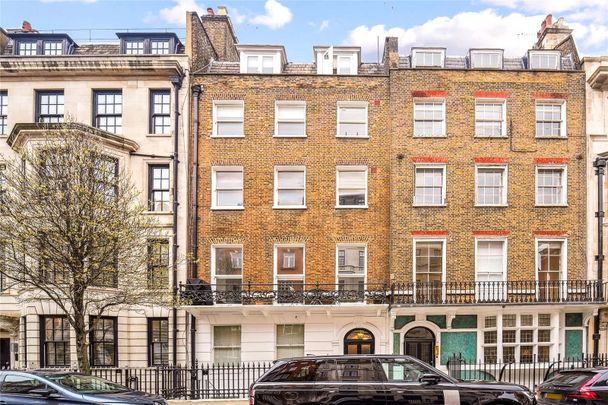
474;99;507;138
413;98;446;137
529;50;561;70
470;50;503;69
210;244;244;288
211;166;244;210
474;238;508;283
535;238;567;283
412;238;447;291
276;324;305;359
413;164;447;207
274;101;307;138
212;325;241;364
274;244;305;284
335;243;367;293
336;101;368;138
241;53;278;74
411;49;445;68
535;165;567;206
475;165;508;207
274;166;306;209
336;165;368;209
535;100;567;138
212;100;245;138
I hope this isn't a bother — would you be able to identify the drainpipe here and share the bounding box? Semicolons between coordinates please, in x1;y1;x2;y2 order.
171;75;183;366
190;84;202;368
593;157;606;364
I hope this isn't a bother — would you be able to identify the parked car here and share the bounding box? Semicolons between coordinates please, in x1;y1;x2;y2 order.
249;355;535;404
0;370;166;404
536;367;608;404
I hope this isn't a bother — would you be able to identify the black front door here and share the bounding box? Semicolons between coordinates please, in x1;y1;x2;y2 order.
404;327;435;366
0;338;10;368
344;328;375;355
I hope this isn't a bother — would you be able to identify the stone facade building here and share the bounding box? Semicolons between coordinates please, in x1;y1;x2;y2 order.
183;10;601;370
0;23;190;368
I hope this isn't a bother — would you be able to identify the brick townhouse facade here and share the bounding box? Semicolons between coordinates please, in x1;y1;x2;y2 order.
181;10;603;369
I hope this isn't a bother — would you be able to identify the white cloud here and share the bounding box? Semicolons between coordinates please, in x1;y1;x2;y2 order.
319;19;329;32
152;0;205;25
250;0;292;30
345;10;543;59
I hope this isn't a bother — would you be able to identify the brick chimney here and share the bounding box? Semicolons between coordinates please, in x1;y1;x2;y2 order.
382;37;399;71
22;20;33;32
200;7;238;62
535;14;573;50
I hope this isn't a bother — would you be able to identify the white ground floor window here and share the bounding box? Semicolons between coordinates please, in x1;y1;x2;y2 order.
276;324;304;359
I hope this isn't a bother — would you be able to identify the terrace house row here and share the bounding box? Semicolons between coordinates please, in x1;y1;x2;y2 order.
183;10;600;369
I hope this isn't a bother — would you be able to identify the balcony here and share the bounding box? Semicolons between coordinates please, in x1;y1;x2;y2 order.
180;280;607;307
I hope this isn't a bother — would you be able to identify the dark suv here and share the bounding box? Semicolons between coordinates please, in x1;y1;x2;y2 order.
249;355;535;404
536;368;608;404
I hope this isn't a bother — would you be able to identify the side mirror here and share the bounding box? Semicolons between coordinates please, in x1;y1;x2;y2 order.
29;387;56;397
419;374;441;385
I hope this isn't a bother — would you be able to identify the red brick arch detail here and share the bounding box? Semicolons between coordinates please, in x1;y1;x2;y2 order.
411;231;449;236
473;230;511;236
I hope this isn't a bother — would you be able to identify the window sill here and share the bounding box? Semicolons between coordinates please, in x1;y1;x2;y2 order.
475;204;508;208
146;133;173;138
273;205;307;209
474;135;508;139
336;135;370;139
143;210;174;215
413;204;446;207
413;135;447;138
211;206;245;211
535;136;568;139
210;135;245;139
535;204;568;207
335;205;368;209
273;134;307;138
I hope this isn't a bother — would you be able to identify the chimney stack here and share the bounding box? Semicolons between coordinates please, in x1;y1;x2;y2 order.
537;14;553;39
22;20;33;33
217;6;228;16
206;7;215;16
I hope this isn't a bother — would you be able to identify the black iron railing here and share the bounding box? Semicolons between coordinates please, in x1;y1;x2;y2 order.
180;280;607;306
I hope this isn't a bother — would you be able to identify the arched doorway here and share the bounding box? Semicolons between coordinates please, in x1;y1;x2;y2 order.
343;328;375;354
404;327;435;365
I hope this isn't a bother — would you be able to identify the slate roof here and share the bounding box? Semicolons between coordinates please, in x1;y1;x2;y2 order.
398;55;576;70
1;42;185;56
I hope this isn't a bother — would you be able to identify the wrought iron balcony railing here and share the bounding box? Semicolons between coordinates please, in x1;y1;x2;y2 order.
179;280;607;306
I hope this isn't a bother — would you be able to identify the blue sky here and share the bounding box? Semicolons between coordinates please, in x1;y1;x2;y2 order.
1;0;606;62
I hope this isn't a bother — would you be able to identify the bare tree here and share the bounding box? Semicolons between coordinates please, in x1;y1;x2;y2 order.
0;124;172;373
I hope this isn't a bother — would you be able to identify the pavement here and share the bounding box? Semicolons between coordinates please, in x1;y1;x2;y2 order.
168;400;248;405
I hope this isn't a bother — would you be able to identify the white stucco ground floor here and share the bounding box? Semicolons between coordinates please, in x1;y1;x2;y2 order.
0;296;188;369
186;303;602;372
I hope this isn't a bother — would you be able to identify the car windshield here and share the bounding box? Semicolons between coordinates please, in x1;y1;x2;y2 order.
546;371;596;387
45;374;130;394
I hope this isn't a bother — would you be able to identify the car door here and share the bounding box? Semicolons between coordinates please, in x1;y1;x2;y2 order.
314;358;387;404
0;373;87;405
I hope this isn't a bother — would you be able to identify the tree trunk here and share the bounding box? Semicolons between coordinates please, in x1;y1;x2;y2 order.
74;313;90;374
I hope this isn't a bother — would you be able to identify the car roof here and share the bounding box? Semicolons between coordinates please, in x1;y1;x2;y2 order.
0;370;83;377
554;368;608;374
278;354;418;361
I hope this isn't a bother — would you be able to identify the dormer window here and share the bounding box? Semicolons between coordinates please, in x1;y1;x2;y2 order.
151;40;170;55
125;40;145;55
18;41;37;56
412;48;445;68
315;46;360;75
43;41;63;55
470;50;503;69
245;54;275;74
529;51;561;70
117;33;180;55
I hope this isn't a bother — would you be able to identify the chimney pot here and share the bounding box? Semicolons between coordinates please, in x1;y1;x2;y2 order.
206;7;215;16
22;20;32;32
217;6;227;16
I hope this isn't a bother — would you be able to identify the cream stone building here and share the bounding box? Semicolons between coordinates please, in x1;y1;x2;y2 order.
584;55;608;353
0;22;190;369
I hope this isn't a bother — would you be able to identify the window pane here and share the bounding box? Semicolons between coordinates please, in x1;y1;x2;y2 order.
215;247;242;276
277;105;305;120
277;190;305;206
216;171;243;189
217;104;243;119
277;170;305;189
276;246;304;275
337;246;365;275
217;122;244;136
214;326;241;364
339;106;366;122
414;167;444;205
338;123;367;136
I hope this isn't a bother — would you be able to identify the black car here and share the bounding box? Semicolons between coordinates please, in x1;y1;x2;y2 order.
249;355;535;404
536;368;608;404
0;370;166;404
